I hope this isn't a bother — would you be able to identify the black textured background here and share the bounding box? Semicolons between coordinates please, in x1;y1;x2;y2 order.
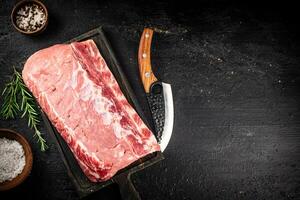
1;0;300;199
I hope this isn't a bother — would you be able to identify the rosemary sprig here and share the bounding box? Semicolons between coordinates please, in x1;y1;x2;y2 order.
0;70;20;119
0;67;47;151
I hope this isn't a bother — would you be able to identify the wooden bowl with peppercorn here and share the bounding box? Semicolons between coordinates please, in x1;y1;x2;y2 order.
11;0;48;35
0;129;33;191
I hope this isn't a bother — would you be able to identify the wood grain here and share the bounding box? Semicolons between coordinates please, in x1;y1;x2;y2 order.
138;28;158;93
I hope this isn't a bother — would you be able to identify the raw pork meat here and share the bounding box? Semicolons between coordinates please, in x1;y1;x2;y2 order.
22;39;160;182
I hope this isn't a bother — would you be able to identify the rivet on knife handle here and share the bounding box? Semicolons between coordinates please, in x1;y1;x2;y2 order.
138;28;158;93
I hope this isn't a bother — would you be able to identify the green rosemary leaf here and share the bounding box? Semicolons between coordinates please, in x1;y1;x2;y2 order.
21;109;27;118
1;86;7;95
24;91;32;97
33;127;48;152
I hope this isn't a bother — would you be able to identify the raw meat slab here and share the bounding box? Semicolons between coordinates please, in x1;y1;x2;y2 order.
22;39;160;182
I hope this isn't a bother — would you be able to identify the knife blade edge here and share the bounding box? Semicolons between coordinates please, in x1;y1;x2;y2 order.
160;82;174;152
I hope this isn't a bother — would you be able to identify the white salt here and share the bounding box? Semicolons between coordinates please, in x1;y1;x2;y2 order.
15;3;46;32
0;137;26;183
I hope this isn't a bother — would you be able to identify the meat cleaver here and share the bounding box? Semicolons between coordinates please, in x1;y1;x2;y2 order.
138;28;174;152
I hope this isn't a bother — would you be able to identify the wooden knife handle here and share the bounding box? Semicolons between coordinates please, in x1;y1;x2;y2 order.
138;28;158;93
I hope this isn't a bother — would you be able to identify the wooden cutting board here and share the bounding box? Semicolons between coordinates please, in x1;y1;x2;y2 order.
40;26;164;199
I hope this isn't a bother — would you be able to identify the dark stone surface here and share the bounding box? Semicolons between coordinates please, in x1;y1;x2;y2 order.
1;0;300;199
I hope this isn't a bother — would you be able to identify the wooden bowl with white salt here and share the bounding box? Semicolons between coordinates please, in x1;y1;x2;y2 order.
11;0;48;35
0;129;33;191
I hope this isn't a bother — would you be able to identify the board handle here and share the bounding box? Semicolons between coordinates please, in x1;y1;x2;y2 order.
138;28;158;93
114;173;141;200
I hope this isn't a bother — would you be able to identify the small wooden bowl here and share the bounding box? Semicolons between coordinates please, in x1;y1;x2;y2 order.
0;129;33;191
11;0;48;35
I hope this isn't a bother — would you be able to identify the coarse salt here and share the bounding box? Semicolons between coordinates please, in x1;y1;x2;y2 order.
15;3;46;32
0;137;26;183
